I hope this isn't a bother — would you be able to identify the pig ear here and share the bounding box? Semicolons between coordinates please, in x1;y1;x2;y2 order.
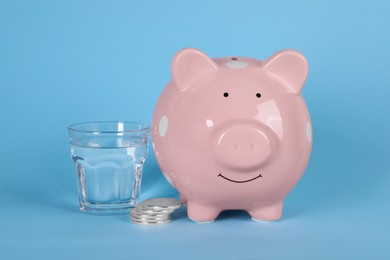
264;50;308;94
171;48;218;92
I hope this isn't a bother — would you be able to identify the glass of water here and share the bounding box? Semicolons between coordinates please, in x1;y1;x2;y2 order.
67;121;150;214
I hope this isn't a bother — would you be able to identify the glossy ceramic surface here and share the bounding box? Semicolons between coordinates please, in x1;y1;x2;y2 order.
152;48;312;223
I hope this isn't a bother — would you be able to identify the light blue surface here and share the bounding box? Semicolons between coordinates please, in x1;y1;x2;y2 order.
1;0;389;259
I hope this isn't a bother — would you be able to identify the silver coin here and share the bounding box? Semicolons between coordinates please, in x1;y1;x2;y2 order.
142;198;182;210
136;204;174;214
131;208;170;218
130;215;172;223
131;218;172;226
130;210;171;221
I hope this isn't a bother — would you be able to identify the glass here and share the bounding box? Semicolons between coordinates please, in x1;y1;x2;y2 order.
67;121;150;214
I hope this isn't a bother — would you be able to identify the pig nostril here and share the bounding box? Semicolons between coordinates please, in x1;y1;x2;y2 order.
250;144;254;151
233;144;238;150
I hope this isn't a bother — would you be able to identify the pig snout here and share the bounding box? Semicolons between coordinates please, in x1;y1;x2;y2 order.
211;123;273;171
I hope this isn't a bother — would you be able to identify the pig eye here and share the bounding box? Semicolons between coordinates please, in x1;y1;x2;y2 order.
223;92;229;97
256;93;261;98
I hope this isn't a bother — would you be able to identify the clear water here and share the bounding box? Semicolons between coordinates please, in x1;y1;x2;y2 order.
70;138;147;214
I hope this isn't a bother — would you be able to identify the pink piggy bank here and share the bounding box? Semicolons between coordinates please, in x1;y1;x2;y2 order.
152;48;312;223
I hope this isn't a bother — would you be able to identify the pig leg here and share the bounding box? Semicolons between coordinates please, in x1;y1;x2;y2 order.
187;201;221;223
248;201;283;222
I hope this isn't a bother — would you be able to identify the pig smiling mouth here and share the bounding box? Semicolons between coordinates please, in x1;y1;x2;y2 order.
218;173;262;183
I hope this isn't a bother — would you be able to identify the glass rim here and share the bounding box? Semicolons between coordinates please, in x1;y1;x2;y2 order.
67;121;150;134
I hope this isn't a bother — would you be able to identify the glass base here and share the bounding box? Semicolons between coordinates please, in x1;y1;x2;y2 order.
79;201;138;215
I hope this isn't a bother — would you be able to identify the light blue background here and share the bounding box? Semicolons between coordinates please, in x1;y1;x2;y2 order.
1;0;389;259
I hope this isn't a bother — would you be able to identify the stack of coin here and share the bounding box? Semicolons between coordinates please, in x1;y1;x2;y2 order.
130;198;182;226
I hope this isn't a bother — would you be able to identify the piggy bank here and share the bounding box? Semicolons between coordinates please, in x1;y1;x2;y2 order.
152;48;312;223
